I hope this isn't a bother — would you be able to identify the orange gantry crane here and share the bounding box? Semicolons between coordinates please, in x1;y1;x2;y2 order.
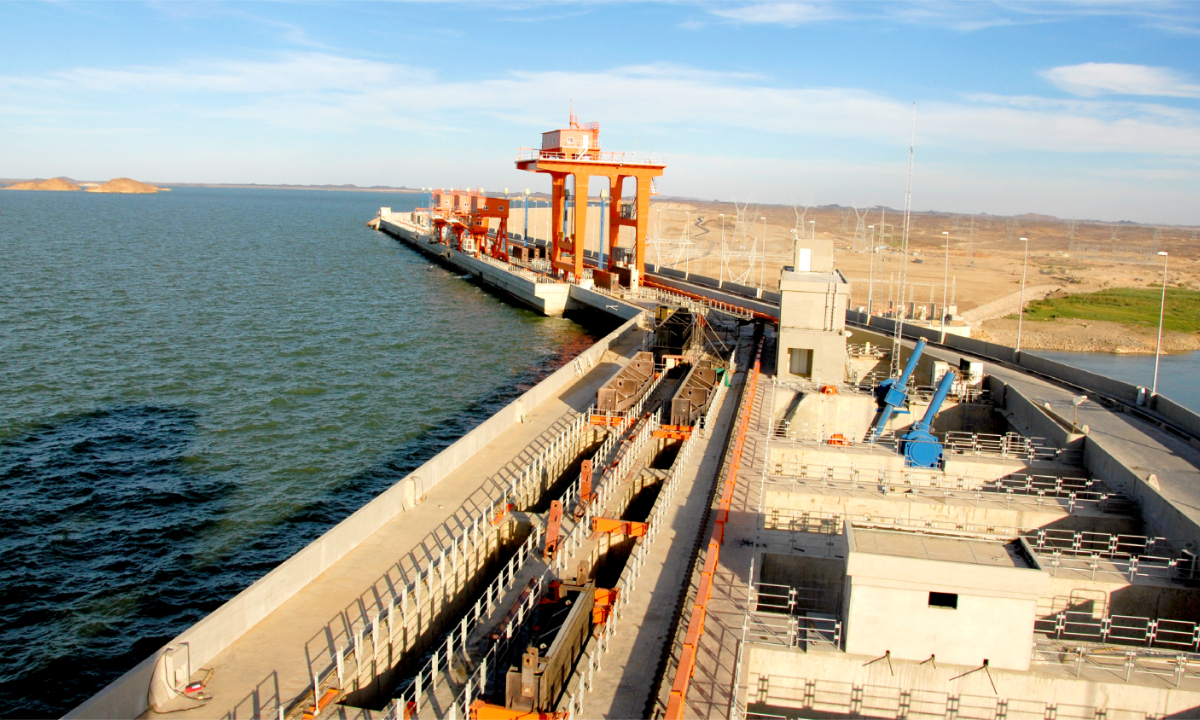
516;113;665;289
428;188;512;260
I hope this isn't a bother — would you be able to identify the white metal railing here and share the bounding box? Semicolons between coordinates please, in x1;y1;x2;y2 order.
754;508;1194;584
382;387;696;720
761;463;1135;516
1036;606;1200;653
770;422;1077;465
1033;637;1200;687
639;285;755;321
515;148;666;165
300;407;597;707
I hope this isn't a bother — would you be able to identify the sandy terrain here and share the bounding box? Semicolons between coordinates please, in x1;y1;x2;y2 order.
86;177;162;194
976;318;1200;354
504;198;1198;353
4;177;81;191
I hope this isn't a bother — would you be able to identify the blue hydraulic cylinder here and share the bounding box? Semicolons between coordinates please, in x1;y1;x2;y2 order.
866;338;928;443
901;368;959;468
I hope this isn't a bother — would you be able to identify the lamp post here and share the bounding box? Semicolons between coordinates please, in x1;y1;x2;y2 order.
760;216;768;289
1016;237;1029;354
523;189;530;246
1153;251;1169;396
941;231;950;339
809;220;815;241
719;213;726;283
868;225;876;316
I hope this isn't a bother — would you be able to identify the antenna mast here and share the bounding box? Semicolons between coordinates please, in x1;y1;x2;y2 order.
891;104;916;377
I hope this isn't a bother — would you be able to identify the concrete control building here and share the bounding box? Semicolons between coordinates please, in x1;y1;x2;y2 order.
776;235;851;385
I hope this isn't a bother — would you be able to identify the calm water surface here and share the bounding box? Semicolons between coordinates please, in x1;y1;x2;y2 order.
0;187;603;716
1029;349;1200;413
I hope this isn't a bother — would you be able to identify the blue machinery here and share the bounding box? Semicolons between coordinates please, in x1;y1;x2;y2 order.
867;338;959;468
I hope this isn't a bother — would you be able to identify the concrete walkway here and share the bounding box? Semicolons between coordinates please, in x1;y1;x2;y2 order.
148;334;645;720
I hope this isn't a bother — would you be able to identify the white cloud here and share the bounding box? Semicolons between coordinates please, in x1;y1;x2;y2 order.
0;53;430;94
1042;63;1200;99
4;55;1200;158
709;2;837;25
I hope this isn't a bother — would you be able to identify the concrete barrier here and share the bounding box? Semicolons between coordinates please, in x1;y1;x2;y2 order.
68;313;645;719
1018;352;1141;405
1083;434;1200;549
996;378;1083;452
566;284;644;321
1151;394;1200;444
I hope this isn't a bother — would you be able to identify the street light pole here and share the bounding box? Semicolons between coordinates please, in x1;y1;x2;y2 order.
719;213;726;283
868;225;876;316
523;189;530;246
941;231;950;340
1153;251;1169;396
1016;237;1029;354
760;216;768;289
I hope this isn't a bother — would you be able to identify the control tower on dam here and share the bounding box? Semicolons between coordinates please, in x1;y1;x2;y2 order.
70;121;1200;720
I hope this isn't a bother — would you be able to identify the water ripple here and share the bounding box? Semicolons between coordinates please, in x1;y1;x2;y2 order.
0;188;604;716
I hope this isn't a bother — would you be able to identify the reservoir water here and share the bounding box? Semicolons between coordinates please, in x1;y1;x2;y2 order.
1028;349;1200;415
0;187;604;716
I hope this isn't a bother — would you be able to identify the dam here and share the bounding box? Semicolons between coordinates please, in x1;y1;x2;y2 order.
70;119;1200;720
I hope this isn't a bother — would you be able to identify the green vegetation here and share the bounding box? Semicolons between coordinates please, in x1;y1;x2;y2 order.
1019;288;1200;333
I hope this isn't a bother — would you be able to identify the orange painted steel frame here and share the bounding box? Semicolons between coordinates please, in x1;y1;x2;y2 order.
653;424;693;440
663;336;763;720
591;517;648;537
517;114;665;285
429;188;512;261
592;587;618;625
543;500;564;560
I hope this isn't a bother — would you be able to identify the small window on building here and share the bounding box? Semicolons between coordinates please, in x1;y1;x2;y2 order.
788;348;813;378
929;592;958;609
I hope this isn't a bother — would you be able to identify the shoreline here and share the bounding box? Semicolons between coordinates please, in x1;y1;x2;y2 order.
975;317;1200;355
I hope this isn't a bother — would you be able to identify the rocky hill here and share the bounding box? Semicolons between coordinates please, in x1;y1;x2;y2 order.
4;177;82;191
85;178;162;194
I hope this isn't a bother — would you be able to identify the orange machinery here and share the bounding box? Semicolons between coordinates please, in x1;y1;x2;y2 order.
516;113;665;288
428;188;512;260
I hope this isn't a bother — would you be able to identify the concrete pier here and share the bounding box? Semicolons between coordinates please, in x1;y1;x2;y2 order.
72;230;1200;720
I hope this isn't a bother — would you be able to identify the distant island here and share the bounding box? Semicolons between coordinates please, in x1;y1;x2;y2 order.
86;178;164;194
4;177;82;191
3;176;166;193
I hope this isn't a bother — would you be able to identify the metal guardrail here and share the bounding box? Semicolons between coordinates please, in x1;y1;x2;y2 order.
770;422;1080;465
761;463;1136;516
515;148;666;165
1036;608;1200;653
754;509;1194;584
1033;637;1200;687
300;408;601;713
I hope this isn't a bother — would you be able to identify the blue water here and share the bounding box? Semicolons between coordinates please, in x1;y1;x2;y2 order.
1029;349;1200;413
0;187;606;716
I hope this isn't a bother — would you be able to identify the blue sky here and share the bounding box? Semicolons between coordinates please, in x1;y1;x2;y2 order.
1;1;1198;224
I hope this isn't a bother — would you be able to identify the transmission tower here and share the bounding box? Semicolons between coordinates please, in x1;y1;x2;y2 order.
851;206;871;253
1067;220;1076;255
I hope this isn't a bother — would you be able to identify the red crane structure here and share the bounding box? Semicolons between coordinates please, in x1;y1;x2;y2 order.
428;188;512;260
516;113;665;289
